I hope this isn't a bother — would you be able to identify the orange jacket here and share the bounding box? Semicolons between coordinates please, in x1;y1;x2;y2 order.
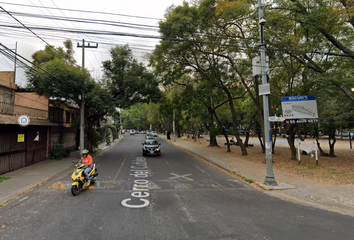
81;154;93;167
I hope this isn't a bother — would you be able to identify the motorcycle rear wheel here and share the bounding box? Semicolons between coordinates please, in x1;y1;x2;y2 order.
71;185;80;196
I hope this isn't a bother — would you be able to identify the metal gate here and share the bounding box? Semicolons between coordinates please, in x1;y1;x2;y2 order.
0;125;48;175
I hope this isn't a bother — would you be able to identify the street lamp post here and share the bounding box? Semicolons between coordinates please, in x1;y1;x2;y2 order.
258;0;277;186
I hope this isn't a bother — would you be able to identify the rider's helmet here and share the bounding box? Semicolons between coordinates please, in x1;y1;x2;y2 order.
82;149;89;158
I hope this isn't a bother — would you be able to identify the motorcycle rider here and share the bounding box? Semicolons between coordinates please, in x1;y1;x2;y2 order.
79;149;93;182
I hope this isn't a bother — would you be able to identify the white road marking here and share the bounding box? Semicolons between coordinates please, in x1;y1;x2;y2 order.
113;151;131;181
168;173;193;181
194;165;211;176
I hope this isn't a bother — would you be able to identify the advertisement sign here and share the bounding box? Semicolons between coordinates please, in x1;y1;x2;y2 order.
281;95;318;124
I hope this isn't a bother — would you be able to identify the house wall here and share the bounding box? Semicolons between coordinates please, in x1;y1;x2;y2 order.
14;93;48;111
50;126;77;151
0;88;13;103
0;71;17;90
48;105;79;152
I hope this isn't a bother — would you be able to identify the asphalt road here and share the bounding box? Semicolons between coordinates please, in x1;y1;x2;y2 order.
0;134;353;239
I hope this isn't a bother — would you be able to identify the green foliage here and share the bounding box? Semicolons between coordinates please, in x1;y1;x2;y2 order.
91;130;103;148
226;129;234;135
0;176;11;183
122;103;160;130
101;124;117;141
102;45;162;109
106;131;112;145
233;172;255;184
26;40;116;153
50;143;70;160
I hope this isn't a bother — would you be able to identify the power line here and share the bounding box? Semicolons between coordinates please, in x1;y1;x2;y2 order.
0;11;161;32
0;43;61;80
0;6;79;67
0;1;162;20
2;22;353;58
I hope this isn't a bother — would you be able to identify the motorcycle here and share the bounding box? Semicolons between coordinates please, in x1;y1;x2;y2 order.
71;161;98;196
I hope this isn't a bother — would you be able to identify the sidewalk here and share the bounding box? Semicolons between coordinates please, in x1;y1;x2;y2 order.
166;138;354;217
0;139;118;206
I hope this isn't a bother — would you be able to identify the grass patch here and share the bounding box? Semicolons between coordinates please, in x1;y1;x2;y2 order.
232;171;254;183
0;176;11;183
296;163;321;170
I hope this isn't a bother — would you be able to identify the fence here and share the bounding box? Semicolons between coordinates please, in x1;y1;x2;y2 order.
0;101;14;115
0;101;47;119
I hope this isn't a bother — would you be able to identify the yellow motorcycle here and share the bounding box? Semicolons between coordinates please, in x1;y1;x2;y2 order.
71;161;98;196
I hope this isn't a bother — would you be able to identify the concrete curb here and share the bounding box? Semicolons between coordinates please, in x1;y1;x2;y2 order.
265;191;354;217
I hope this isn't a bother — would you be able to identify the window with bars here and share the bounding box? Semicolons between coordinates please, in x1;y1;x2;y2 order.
65;111;71;123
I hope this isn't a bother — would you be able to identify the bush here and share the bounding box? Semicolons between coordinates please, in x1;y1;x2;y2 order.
226;129;234;135
106;131;112;145
50;143;70;160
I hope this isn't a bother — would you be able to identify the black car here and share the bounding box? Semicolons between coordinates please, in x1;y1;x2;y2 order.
142;139;161;156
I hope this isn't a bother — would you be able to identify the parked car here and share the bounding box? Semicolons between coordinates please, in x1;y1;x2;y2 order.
142;139;161;156
130;129;135;135
141;130;146;134
151;131;158;137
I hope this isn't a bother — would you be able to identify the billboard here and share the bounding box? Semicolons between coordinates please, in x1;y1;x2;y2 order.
281;95;319;124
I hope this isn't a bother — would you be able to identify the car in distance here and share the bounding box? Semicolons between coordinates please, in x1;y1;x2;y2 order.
130;129;135;135
151;131;158;137
145;134;154;140
142;139;161;156
141;130;146;134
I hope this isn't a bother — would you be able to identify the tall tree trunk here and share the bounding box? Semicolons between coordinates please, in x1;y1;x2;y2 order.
206;108;218;146
212;108;230;152
166;115;171;140
328;126;336;157
271;127;277;154
222;86;247;155
286;124;297;160
316;139;327;156
209;134;217;146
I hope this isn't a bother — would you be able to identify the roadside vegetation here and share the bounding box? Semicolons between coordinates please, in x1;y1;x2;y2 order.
22;0;354;163
0;177;11;184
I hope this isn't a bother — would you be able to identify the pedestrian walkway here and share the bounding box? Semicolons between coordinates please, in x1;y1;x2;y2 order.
0;139;119;206
166;137;354;217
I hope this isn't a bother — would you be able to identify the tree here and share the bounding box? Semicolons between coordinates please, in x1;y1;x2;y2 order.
264;0;354;158
151;1;252;153
102;45;162;109
26;40;115;152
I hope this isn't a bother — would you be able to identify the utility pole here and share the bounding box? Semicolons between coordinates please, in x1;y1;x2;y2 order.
258;0;277;186
11;42;17;106
77;39;98;156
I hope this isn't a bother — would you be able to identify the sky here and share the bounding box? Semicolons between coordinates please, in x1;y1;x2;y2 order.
0;0;186;87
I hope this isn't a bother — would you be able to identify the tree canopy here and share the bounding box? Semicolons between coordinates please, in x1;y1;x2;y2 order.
102;45;162;109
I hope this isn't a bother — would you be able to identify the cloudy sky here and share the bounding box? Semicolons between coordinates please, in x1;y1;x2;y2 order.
0;0;186;87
